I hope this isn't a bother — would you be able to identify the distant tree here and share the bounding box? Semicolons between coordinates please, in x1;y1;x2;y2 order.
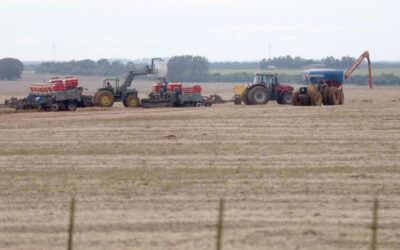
97;59;112;75
259;55;357;69
167;55;209;82
0;58;24;80
126;61;135;71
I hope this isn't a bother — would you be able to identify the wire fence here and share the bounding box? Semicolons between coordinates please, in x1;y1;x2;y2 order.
65;197;379;250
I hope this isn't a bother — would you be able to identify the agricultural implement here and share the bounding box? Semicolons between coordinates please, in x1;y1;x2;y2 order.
233;73;293;105
4;77;93;111
292;51;373;106
141;81;212;107
94;58;167;107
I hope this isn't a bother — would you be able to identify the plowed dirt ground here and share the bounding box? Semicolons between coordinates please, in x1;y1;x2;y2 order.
0;76;400;249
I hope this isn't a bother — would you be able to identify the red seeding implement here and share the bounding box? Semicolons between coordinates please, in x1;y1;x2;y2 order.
141;81;211;107
4;77;93;111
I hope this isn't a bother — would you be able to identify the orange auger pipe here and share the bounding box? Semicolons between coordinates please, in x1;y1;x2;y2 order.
344;51;373;89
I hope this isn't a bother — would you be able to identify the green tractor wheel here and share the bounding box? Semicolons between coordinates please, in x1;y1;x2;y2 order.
124;95;140;108
95;90;114;107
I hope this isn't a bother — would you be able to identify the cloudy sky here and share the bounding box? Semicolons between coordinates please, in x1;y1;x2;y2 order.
0;0;398;61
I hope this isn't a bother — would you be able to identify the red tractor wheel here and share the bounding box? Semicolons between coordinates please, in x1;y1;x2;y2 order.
280;91;292;105
247;86;269;105
242;88;249;105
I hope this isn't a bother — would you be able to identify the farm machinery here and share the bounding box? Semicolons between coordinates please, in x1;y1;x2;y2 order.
233;73;294;105
292;51;373;106
141;81;212;107
4;77;93;111
94;58;167;107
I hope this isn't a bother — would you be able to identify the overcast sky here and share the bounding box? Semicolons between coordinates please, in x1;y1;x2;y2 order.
0;0;399;62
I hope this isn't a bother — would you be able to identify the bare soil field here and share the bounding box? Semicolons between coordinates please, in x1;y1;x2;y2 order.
0;74;400;249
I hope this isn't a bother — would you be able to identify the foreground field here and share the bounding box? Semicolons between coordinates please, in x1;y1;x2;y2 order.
0;87;400;250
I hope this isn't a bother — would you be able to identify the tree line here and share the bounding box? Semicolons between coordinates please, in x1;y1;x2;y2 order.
35;59;137;76
258;55;357;69
1;56;400;86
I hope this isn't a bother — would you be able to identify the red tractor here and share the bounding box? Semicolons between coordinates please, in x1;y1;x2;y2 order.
235;73;294;105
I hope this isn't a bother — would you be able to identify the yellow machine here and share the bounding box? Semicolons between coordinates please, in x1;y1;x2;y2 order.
233;85;245;104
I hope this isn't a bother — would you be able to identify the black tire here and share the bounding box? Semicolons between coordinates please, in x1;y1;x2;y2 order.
280;91;292;105
242;88;249;105
291;91;301;106
328;87;340;105
322;86;330;105
124;95;140;108
310;92;322;106
247;86;269;105
339;89;344;105
95;90;114;107
51;103;59;111
67;102;78;111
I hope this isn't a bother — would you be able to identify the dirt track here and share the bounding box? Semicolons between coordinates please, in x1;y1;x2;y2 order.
0;85;400;249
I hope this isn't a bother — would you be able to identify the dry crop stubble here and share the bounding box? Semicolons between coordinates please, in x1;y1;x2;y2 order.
0;87;399;249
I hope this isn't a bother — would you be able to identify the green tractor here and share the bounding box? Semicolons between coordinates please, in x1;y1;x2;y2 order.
94;58;167;107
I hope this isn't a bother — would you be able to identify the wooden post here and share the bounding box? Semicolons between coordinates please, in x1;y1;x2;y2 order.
216;198;224;250
68;197;75;250
371;197;378;250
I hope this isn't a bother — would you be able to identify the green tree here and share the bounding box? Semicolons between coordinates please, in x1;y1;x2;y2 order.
167;55;209;82
0;58;24;80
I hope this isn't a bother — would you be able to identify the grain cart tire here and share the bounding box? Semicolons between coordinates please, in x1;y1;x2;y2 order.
95;90;114;107
322;86;330;105
242;88;249;105
248;86;269;105
124;95;140;108
67;102;78;111
328;87;340;105
51;103;59;111
310;92;322;106
280;91;292;105
291;91;301;106
339;89;344;105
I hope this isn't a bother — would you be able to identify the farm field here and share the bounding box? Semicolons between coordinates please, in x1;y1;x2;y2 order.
0;76;400;249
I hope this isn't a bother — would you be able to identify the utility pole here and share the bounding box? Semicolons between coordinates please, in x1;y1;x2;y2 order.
268;42;272;60
53;41;56;61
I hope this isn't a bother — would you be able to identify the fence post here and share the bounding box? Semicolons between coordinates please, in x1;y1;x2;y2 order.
371;197;378;250
216;198;224;250
68;197;75;250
